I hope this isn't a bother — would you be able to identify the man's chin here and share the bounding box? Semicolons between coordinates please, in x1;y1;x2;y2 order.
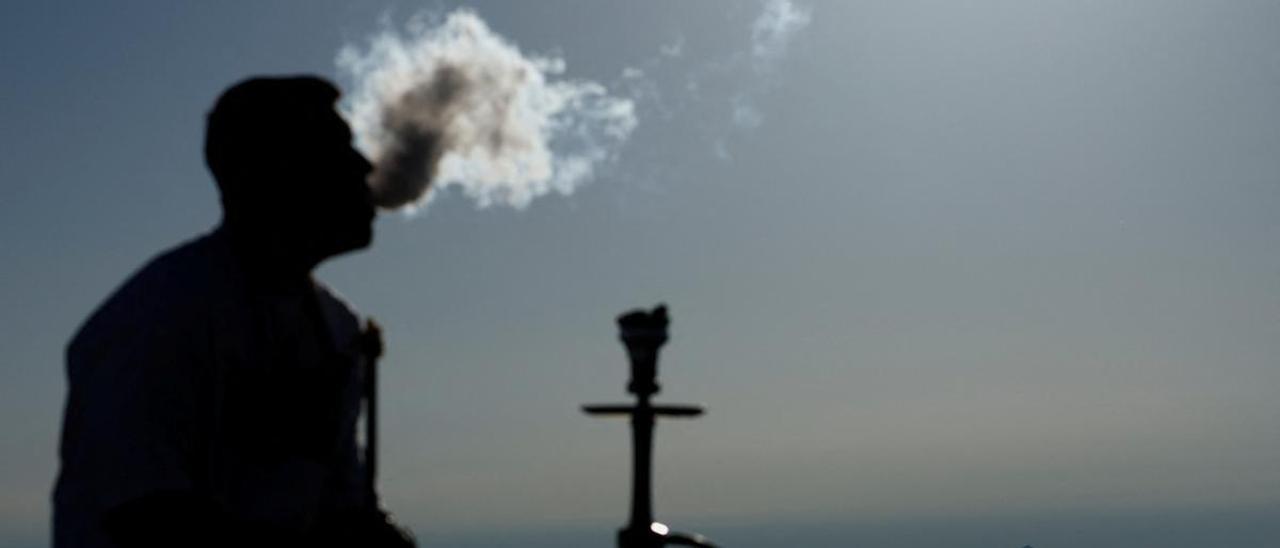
330;226;374;256
349;228;374;252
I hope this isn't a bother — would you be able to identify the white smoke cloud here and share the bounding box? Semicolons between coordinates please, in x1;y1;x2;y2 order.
728;0;813;130
660;36;685;58
337;9;637;210
751;0;813;70
731;95;764;129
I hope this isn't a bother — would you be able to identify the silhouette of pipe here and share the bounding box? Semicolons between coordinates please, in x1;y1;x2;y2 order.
361;318;385;509
583;305;716;548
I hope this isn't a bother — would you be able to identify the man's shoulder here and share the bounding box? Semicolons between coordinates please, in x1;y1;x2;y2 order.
69;231;234;356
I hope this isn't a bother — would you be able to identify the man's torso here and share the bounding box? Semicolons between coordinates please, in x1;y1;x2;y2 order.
54;229;367;547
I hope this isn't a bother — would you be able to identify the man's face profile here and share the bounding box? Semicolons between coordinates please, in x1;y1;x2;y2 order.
206;76;378;263
291;108;376;256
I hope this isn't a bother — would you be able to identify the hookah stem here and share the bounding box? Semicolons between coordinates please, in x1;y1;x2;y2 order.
366;348;378;505
630;393;655;530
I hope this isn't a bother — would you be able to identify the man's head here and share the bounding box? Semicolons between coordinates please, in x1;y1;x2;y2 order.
205;76;375;264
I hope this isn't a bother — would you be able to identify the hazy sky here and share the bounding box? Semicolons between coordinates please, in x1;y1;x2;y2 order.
4;1;1280;546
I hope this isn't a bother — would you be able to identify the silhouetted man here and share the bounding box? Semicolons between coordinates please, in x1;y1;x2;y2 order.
53;76;413;548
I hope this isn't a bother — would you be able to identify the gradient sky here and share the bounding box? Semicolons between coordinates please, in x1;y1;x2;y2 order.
4;1;1280;546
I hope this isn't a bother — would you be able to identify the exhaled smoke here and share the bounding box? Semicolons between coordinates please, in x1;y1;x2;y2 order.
729;0;813;130
337;9;637;210
751;0;812;70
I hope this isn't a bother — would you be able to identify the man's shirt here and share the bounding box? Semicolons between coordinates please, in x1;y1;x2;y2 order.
53;228;369;547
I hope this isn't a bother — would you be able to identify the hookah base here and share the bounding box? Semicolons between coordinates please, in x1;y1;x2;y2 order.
618;523;716;548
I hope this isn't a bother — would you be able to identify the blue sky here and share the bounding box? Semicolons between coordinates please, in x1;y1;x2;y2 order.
4;1;1280;546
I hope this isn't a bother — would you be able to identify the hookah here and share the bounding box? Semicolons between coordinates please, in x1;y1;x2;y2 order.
582;305;717;548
